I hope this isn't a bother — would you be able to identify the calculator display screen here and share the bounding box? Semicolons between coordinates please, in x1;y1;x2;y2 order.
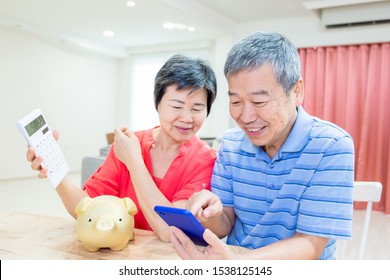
25;115;46;136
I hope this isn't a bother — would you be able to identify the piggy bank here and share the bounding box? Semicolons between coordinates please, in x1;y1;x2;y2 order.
75;195;138;252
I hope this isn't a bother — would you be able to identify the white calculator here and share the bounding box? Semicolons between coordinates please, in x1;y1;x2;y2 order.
16;109;69;188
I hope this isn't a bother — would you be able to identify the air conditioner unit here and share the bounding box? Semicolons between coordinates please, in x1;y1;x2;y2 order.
303;0;390;29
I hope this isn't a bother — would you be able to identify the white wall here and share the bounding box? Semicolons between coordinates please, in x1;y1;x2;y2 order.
2;13;390;181
199;35;235;137
116;43;233;140
211;16;390;135
234;15;390;48
0;26;118;180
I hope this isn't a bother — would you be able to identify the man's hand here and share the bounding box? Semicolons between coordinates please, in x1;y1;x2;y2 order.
170;226;236;260
186;190;223;223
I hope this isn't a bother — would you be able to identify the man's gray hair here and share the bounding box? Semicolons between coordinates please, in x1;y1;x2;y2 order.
224;31;301;95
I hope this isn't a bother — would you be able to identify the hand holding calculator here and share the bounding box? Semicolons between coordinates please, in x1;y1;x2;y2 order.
16;109;69;188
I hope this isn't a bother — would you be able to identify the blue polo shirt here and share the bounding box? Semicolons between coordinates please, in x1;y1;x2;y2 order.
211;106;354;260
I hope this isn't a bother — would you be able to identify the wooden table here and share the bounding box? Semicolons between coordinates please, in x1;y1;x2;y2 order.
0;211;181;259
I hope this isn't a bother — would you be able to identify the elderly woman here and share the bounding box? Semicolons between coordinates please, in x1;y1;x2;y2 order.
27;54;217;242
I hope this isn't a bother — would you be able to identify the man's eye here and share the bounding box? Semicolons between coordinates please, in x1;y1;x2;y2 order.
172;106;182;109
253;101;266;106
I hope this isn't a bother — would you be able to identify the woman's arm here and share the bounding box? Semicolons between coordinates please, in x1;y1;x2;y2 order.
27;145;88;219
113;128;184;242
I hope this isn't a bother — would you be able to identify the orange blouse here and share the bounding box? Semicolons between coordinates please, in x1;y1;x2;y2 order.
83;127;216;230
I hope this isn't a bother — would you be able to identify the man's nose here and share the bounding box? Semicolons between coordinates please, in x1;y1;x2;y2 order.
240;104;256;124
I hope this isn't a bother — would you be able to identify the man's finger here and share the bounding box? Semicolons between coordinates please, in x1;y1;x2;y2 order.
203;229;221;247
202;202;221;218
202;229;233;260
170;226;202;260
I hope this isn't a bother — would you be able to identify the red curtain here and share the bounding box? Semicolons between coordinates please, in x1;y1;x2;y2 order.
299;43;390;213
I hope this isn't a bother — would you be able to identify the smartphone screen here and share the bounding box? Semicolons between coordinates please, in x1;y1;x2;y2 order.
154;206;207;246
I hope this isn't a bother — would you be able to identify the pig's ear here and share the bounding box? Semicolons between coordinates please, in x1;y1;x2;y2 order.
123;197;138;216
75;196;91;216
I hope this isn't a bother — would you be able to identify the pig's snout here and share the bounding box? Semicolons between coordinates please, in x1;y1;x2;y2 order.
96;217;115;231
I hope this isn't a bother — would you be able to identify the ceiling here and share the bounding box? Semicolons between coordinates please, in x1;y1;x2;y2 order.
0;0;317;57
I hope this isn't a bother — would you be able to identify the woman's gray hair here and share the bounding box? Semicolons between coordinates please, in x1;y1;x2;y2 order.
154;54;217;116
224;31;301;95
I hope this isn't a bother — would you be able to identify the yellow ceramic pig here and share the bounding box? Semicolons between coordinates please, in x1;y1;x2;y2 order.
75;195;138;252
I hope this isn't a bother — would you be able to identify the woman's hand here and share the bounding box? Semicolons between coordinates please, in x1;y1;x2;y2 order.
26;130;59;179
113;128;143;171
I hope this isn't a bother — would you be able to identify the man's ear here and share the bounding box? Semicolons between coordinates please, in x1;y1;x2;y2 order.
293;78;304;106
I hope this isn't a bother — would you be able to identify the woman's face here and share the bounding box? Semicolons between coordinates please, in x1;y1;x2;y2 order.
157;84;208;144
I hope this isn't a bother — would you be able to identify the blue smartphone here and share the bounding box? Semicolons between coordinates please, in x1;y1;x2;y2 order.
154;205;208;246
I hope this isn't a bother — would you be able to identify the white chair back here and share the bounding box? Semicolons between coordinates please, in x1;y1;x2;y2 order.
338;181;382;259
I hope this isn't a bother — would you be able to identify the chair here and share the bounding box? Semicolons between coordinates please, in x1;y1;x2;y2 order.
81;156;105;185
200;137;221;149
80;145;110;185
338;181;382;259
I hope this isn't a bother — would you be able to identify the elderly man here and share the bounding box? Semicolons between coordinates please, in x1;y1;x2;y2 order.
170;31;354;260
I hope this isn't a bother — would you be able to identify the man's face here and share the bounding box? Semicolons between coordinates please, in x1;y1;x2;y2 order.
228;64;304;158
